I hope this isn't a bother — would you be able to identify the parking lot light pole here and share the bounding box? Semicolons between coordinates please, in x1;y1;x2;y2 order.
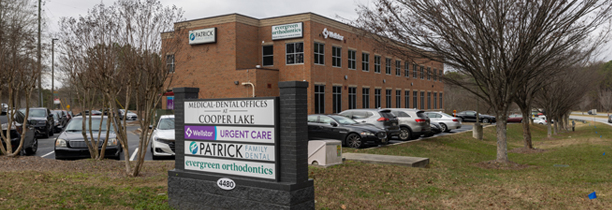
51;38;58;109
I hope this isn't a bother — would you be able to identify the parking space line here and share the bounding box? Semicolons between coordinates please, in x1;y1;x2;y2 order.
130;148;139;161
41;151;54;158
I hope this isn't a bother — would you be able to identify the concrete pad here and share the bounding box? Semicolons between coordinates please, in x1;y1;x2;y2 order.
342;153;429;168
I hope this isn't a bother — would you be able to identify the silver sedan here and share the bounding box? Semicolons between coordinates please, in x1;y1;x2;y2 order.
424;112;462;132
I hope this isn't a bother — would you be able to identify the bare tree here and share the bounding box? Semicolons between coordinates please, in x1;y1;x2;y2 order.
0;0;40;157
598;88;612;114
356;0;612;162
58;0;185;176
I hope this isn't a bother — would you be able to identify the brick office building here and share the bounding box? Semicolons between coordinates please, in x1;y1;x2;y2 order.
162;13;444;114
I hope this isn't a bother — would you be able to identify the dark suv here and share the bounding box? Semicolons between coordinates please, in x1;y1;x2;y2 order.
338;109;401;139
1;109;38;155
19;108;54;138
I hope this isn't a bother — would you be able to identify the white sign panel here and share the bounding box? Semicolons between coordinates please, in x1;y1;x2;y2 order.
217;178;236;190
184;99;275;126
271;22;303;40
185;140;275;161
185;156;276;180
189;27;216;45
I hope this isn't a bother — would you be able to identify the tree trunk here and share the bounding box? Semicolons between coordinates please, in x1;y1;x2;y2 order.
495;118;509;163
521;108;533;149
547;122;552;138
553;115;559;135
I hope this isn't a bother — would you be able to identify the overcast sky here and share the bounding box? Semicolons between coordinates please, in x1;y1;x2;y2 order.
42;0;611;89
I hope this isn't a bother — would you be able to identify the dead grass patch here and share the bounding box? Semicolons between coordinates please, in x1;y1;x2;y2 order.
474;160;534;170
509;147;547;154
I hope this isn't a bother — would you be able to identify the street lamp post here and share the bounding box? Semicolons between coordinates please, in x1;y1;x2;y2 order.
51;38;58;109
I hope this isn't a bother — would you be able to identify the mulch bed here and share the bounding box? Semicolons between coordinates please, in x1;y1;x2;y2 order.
508;147;547;154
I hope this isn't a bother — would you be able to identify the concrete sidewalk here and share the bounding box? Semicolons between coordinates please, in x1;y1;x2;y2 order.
342;153;429;168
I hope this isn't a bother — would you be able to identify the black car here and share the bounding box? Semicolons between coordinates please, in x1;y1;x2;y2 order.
308;114;388;149
54;116;122;160
423;123;443;137
19;108;54;138
0;110;37;155
52;110;69;127
455;110;496;123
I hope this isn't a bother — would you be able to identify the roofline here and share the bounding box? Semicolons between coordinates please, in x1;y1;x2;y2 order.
176;12;351;29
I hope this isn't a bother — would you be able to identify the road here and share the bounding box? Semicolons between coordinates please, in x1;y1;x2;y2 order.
35;124;163;161
570;115;612;126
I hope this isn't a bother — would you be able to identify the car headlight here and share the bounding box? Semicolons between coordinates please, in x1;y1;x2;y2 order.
55;139;67;147
360;131;374;136
107;138;118;146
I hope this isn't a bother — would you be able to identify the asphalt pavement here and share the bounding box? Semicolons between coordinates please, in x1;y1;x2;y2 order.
386;124;474;145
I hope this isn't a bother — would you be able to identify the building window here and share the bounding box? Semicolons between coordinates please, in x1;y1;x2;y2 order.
348;50;356;70
413;64;418;78
434;93;438;109
420;91;425;109
286;42;304;64
405;90;410;108
314;85;325;114
439;93;443;109
374;56;381;73
349;87;357;109
405;62;409;77
385;89;391;108
427;92;431;109
362;88;370;108
420;66;425;79
314;43;324;65
433;69;437;81
375;88;381;108
262;45;274;66
166;55;175;73
395;60;401;76
396;90;401;108
427;67;431;80
362;53;369;71
332;46;341;67
413;91;418;109
439;70;443;81
385;58;391;75
333;86;342;113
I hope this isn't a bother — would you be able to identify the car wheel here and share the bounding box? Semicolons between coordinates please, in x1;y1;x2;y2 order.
439;123;448;132
482;118;490;124
25;138;38;155
345;133;363;149
398;127;412;141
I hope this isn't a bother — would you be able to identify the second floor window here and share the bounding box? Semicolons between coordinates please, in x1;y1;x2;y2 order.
286;42;304;64
405;61;409;77
362;53;370;71
396;60;401;76
413;64;418;78
166;54;175;73
262;45;273;66
314;43;324;65
332;46;341;67
385;58;391;75
374;56;381;73
348;50;356;69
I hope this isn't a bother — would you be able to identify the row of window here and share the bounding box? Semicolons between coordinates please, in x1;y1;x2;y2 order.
314;84;443;114
262;43;443;81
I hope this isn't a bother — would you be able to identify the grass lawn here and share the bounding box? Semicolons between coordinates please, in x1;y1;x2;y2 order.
1;122;610;209
311;122;612;209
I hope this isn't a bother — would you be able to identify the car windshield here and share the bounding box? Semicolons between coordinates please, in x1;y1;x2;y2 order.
329;115;357;125
20;109;46;117
64;118;114;132
157;117;174;130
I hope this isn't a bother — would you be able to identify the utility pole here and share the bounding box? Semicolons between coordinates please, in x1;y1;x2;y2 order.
38;0;42;107
51;38;58;109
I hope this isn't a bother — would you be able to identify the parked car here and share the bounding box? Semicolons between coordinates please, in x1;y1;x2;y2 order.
338;109;400;140
0;110;37;155
150;115;175;159
19;107;54;138
54;115;122;160
76;110;103;116
507;114;523;123
456;110;496;123
308;114;388;148
533;116;552;125
424;122;443;137
51;113;63;133
386;108;431;140
51;110;68;128
424;111;462;132
120;109;138;120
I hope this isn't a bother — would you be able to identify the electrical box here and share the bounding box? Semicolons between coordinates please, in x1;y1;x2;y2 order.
308;140;343;167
